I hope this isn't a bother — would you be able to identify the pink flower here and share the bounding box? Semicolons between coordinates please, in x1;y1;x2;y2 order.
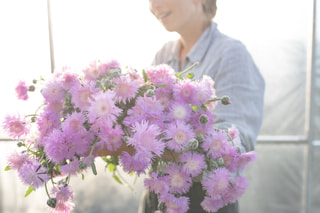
112;75;140;102
87;91;121;124
3;114;29;139
36;110;60;142
41;78;65;104
145;64;176;86
202;168;231;198
97;125;124;152
7;151;31;170
161;193;190;213
236;151;257;171
225;176;249;203
54;66;79;90
221;145;239;173
69;81;99;111
189;110;215;136
124;95;164;126
201;130;229;159
99;59;121;76
44;129;89;163
49;200;75;213
201;196;225;213
127;121;165;157
51;184;74;202
119;152;149;176
228;125;240;140
18;160;50;189
165;120;194;152
180;151;206;177
144;172;169;195
173;79;197;104
61;112;86;134
167;102;192;122
164;163;192;194
83;60;104;81
59;159;83;176
15;80;28;100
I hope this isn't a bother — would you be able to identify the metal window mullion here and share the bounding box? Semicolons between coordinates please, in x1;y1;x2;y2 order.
305;0;318;212
47;0;55;74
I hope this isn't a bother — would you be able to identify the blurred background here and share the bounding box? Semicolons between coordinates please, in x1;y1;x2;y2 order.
0;0;319;212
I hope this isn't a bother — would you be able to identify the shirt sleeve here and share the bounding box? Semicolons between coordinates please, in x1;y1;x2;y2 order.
211;40;265;152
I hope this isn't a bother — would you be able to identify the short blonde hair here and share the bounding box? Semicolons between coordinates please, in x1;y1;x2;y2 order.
202;0;217;19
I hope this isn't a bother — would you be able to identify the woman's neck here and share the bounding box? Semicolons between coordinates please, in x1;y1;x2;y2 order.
178;19;211;69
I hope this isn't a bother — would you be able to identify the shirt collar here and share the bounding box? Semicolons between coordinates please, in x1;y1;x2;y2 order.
166;21;218;69
187;21;217;64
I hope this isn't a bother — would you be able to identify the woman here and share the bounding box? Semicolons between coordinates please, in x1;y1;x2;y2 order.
139;0;265;212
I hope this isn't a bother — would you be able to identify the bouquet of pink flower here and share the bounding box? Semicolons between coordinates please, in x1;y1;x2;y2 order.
3;59;256;213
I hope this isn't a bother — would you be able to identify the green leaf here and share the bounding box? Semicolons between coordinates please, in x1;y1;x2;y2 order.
24;186;35;197
108;163;116;172
4;165;11;171
91;159;97;176
155;84;167;88
81;173;85;180
112;175;123;184
142;69;149;83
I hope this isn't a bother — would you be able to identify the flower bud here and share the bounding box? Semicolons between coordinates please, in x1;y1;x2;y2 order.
28;85;36;92
47;198;57;208
217;157;225;167
188;139;199;150
210;160;219;169
199;114;209;124
221;96;231;105
79;161;87;170
187;72;194;79
158;202;166;212
17;142;24;147
123;136;129;142
195;134;204;144
146;89;155;97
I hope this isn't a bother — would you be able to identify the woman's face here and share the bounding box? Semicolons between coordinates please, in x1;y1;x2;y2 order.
149;0;202;32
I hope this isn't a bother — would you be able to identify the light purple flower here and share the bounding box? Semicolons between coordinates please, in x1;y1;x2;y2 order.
69;80;99;111
112;75;140;102
87;91;121;124
7;151;31;170
180;151;206;177
3;114;29;139
202;168;231;198
41;78;65;104
201;130;229;159
164;163;192;194
161;193;190;213
18;160;50;189
127;121;165;157
119;152;149;176
97;124;124;152
201;196;225;213
15;80;28;100
165;120;194;152
144;172;169;195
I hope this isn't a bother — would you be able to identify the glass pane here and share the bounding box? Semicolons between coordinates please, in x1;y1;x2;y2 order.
311;146;320;213
0;0;51;138
215;0;311;136
50;0;178;70
240;143;307;213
